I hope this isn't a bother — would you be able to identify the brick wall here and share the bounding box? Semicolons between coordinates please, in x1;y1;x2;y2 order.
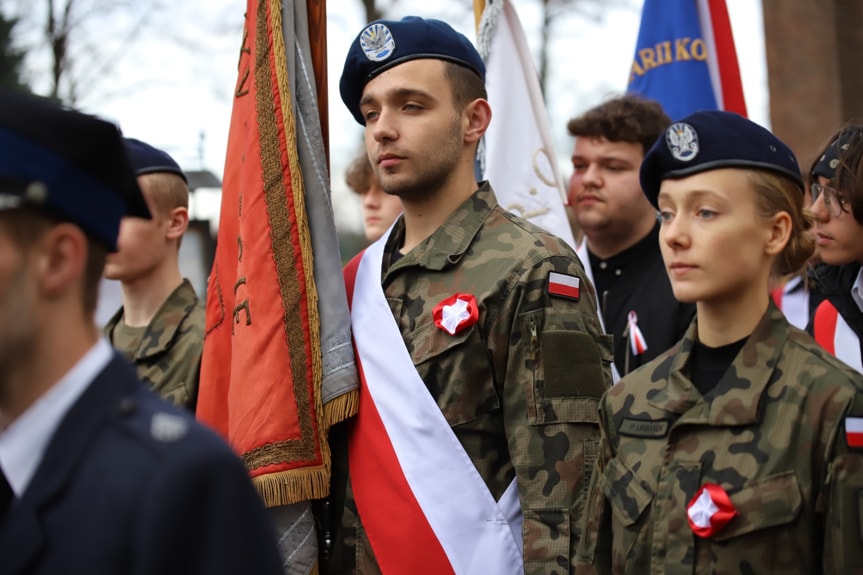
762;0;863;171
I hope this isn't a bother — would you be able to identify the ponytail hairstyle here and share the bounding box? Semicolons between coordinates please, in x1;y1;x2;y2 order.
748;170;815;277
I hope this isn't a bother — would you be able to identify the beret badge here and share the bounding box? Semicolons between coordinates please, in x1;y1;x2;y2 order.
666;122;700;162
360;23;396;62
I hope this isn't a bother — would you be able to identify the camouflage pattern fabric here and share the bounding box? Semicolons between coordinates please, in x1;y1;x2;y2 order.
575;303;863;574
332;183;614;574
105;279;205;411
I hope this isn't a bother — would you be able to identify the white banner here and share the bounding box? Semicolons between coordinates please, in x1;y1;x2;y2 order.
478;0;576;250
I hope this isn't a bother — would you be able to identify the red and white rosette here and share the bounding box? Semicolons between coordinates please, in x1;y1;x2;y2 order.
686;483;737;538
433;293;479;335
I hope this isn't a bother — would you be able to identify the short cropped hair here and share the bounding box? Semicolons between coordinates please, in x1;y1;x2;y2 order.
444;61;487;111
139;172;189;217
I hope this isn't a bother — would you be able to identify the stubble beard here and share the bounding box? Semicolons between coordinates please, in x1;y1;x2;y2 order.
375;116;463;204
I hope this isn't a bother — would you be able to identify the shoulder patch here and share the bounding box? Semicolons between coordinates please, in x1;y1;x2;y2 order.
846;416;863;449
547;271;580;301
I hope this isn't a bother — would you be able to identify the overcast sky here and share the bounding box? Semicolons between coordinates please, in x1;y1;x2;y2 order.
28;0;766;233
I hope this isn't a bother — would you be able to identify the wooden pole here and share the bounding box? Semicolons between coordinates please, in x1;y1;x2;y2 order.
474;0;486;33
306;0;329;174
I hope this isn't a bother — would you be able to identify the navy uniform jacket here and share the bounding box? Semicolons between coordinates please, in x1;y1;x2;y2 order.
0;354;284;575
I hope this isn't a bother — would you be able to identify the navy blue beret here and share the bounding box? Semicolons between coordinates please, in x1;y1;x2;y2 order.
340;16;485;125
123;138;188;183
0;89;150;250
640;110;803;209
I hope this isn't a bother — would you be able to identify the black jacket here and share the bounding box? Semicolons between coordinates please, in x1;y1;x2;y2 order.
582;223;696;376
807;262;863;341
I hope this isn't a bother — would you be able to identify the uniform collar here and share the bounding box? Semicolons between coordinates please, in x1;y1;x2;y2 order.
104;279;197;360
0;338;112;496
649;302;789;426
384;182;497;273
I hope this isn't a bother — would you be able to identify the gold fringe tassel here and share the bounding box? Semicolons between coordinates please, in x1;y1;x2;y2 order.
323;389;359;430
254;467;330;508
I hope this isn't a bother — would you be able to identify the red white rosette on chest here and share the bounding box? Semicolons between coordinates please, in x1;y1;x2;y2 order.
686;483;737;538
433;293;479;335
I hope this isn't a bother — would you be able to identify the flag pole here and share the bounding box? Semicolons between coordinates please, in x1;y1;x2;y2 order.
306;0;329;173
473;0;486;32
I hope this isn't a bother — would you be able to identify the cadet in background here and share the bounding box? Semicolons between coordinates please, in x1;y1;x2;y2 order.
806;125;863;372
345;148;403;243
103;138;205;411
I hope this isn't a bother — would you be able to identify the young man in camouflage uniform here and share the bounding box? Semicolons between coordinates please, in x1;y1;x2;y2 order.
330;16;613;575
103;138;205;411
575;111;863;573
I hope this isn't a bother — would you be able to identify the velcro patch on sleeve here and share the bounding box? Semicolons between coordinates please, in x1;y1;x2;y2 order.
547;271;580;301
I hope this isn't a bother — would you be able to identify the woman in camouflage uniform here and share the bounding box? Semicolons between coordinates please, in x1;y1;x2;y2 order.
575;111;863;574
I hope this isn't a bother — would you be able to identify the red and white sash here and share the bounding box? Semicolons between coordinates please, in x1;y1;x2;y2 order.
346;235;523;575
770;275;809;330
813;300;863;373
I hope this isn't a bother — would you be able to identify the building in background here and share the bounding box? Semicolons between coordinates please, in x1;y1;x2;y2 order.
763;0;863;168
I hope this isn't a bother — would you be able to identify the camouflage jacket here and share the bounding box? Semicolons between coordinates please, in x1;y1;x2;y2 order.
575;303;863;574
332;183;614;575
105;279;205;411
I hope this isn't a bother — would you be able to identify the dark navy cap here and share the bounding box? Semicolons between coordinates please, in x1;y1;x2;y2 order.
640;110;803;209
0;89;150;250
340;16;485;125
812;128;863;180
123;137;188;183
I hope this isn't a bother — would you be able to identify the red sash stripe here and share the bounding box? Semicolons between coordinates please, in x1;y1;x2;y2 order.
343;256;455;575
813;300;839;355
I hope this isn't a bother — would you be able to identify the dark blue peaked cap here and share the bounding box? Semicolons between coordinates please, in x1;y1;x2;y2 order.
340;16;485;125
0;89;150;250
123;137;188;183
640;110;803;209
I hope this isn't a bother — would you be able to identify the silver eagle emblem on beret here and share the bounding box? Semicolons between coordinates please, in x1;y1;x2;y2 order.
666;122;699;162
360;23;396;62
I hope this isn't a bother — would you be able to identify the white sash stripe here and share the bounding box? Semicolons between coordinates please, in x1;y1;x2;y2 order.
833;314;863;373
352;234;523;574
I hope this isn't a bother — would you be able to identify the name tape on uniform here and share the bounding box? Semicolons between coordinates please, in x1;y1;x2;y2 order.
619;418;670;438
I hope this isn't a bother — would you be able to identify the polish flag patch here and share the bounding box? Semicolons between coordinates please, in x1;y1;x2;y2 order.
547;272;580;301
846;416;863;448
433;293;479;335
686;483;737;538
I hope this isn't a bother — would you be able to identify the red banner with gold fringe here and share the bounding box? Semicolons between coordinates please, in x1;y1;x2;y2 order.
197;0;350;506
